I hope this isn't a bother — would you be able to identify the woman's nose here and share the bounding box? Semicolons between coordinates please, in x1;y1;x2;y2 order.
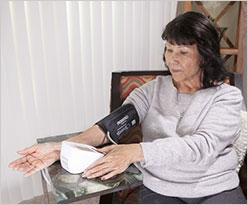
171;52;180;63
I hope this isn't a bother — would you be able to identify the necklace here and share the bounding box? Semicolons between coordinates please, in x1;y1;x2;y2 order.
177;93;193;119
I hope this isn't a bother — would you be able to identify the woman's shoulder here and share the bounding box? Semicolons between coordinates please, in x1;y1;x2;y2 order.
195;82;243;107
153;75;173;86
140;74;172;89
217;82;242;95
156;74;172;81
214;82;243;102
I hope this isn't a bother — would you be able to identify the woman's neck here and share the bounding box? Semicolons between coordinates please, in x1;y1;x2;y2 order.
173;79;201;94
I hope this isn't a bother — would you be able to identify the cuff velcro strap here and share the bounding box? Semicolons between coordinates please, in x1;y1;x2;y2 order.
95;104;139;144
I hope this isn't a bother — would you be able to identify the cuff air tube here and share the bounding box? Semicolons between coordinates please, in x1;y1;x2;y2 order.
95;104;139;144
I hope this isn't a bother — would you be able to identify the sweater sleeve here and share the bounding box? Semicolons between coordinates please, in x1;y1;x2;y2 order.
140;86;243;168
123;79;156;123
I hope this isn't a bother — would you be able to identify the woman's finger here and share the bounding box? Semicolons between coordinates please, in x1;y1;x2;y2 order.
26;155;38;164
11;155;36;170
15;162;34;171
83;158;111;177
8;156;28;168
85;154;116;175
22;164;35;172
85;166;114;179
84;156;109;172
24;165;41;177
17;144;37;155
101;170;119;180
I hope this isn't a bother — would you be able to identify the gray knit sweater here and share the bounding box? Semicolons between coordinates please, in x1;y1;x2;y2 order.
124;75;243;198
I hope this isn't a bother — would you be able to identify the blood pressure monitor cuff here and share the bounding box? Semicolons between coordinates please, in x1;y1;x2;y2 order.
95;104;139;144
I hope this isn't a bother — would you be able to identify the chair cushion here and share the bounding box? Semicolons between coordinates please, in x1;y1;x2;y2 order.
234;110;247;172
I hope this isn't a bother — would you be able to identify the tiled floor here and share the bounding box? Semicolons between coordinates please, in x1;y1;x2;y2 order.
20;192;100;204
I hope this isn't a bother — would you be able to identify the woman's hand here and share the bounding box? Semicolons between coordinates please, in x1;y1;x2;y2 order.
8;142;61;177
82;144;144;180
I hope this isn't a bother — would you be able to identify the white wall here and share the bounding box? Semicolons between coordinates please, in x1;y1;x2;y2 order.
1;0;177;203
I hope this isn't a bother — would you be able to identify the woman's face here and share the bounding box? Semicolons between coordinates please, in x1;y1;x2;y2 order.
165;43;201;84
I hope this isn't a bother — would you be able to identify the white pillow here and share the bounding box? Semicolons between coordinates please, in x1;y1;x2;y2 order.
234;110;247;172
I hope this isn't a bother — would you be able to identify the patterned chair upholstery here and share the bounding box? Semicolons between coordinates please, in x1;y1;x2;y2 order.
101;71;246;204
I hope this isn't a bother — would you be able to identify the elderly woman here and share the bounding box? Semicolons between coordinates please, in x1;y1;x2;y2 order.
9;12;246;204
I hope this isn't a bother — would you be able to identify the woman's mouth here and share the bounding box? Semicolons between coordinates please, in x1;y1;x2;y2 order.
171;69;182;73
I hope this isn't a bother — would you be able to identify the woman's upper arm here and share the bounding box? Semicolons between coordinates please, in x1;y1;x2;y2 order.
123;80;156;123
197;86;243;151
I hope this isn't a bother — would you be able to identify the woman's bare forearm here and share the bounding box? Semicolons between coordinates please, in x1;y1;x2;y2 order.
54;125;109;151
66;125;109;145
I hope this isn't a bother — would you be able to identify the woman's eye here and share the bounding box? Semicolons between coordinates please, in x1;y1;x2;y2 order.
167;49;173;53
181;51;188;55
